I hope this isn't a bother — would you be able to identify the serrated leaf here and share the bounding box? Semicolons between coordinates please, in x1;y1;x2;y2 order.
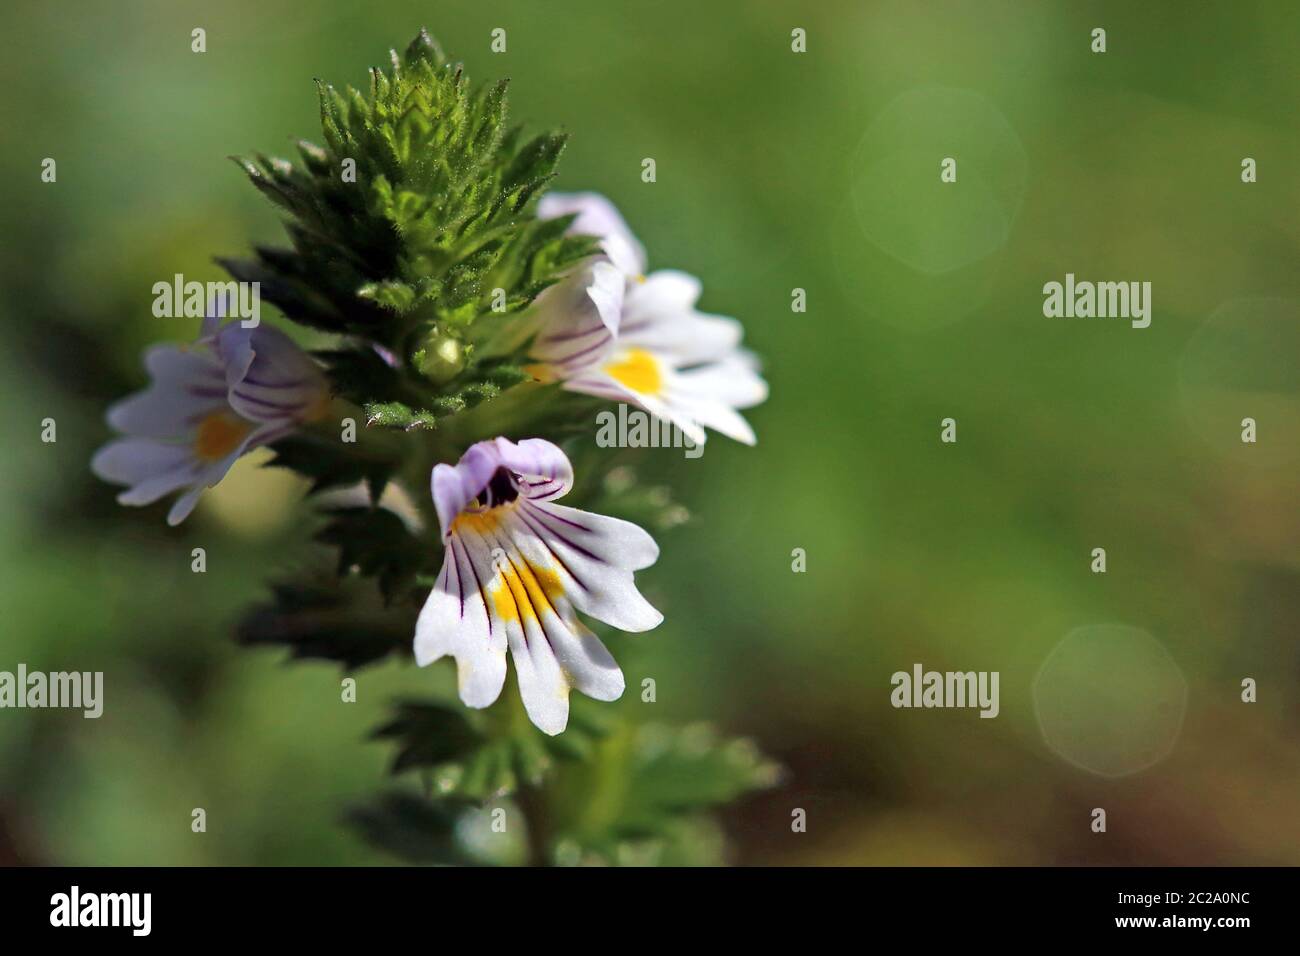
264;434;398;500
223;29;581;357
371;696;612;801
618;724;782;826
316;506;429;602
547;722;782;865
363;400;438;430
357;279;418;313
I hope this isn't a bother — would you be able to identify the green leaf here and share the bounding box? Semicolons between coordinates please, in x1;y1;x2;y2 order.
363;400;438;431
547;722;782;865
235;575;417;669
316;506;429;602
616;724;782;828
315;346;405;407
225;29;580;360
357;279;418;313
263;434;398;501
360;363;530;432
371;696;614;801
344;790;476;865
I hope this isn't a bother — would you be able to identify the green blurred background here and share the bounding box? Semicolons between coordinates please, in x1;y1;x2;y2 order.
1;0;1297;865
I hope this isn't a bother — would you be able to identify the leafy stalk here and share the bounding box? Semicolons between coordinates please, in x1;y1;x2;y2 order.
226;29;777;866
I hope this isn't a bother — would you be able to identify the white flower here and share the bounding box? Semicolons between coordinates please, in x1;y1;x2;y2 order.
528;192;767;445
523;192;645;368
92;317;330;525
415;437;662;735
538;191;647;283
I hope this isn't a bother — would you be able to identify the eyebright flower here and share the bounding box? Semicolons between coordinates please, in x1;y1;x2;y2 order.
415;437;662;735
528;192;768;446
92;315;330;525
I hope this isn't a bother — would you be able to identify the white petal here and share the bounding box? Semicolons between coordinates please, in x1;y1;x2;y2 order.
509;631;571;735
538;191;647;278
218;323;328;424
166;486;205;526
528;266;620;372
106;347;228;439
544;614;625;703
669;392;756;445
414;532;508;709
618;272;744;364
584;260;627;335
116;469;199;507
162;421;279;525
624;270;702;313
676;352;769;409
508;501;663;633
470;520;628;734
92;438;195;487
563;364;709;447
143;342;226;386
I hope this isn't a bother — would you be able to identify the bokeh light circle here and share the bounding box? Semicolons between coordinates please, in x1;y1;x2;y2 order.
1033;624;1187;778
1178;297;1300;467
849;86;1027;275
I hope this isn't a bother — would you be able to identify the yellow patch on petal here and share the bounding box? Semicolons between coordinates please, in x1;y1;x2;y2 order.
531;564;565;603
604;348;662;395
489;558;564;627
193;411;255;462
452;510;501;536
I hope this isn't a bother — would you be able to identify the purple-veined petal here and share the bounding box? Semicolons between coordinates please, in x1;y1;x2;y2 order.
415;530;508;708
506;500;662;633
217;323;329;424
431;438;574;540
106;346;228;439
416;436;660;734
462;514;625;733
528;264;623;370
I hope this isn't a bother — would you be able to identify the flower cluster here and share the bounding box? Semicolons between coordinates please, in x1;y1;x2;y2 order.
93;311;331;525
529;193;768;446
96;195;765;735
94;31;765;741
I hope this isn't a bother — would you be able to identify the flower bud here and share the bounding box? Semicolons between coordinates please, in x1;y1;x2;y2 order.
414;331;465;384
